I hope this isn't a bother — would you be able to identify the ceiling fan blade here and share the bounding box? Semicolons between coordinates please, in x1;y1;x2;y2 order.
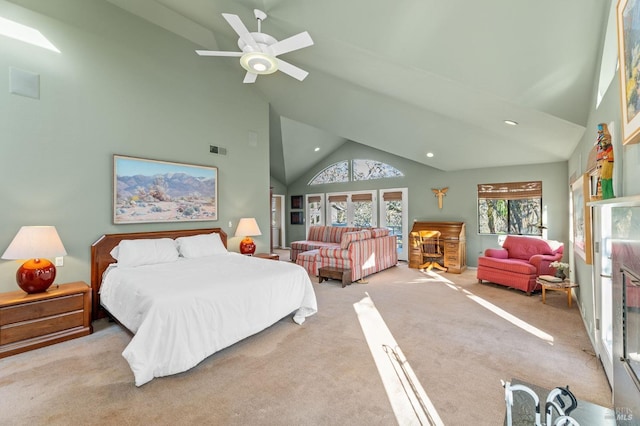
243;72;258;84
196;50;243;57
270;31;314;57
276;59;309;81
222;13;259;51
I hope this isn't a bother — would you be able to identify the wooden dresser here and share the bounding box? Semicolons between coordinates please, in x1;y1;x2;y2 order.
0;281;92;358
409;221;467;273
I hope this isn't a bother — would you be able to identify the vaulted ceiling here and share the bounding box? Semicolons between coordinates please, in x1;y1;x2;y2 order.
108;1;610;183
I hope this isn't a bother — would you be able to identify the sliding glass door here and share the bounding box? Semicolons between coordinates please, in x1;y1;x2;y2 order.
326;191;377;227
379;188;408;261
593;204;613;386
305;189;408;261
306;194;324;227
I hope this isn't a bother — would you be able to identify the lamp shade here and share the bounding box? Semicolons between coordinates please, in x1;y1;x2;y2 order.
2;226;67;259
234;218;262;238
234;218;262;255
2;226;67;294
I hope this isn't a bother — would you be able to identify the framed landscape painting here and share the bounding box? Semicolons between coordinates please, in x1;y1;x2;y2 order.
113;155;217;224
571;173;592;264
617;0;640;145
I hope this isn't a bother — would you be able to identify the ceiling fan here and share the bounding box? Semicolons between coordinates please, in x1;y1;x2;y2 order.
196;9;313;84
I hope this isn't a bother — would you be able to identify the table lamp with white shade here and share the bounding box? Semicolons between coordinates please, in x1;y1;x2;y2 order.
234;218;262;255
2;226;67;294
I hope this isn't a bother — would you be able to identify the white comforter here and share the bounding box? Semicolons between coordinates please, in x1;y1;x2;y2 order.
100;253;317;386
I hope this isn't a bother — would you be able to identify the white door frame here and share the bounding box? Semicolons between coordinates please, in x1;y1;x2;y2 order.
273;194;285;248
305;193;325;238
379;187;409;261
593;205;613;387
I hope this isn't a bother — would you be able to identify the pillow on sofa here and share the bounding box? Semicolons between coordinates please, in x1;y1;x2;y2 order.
503;236;553;260
340;230;372;249
307;226;326;242
370;228;390;238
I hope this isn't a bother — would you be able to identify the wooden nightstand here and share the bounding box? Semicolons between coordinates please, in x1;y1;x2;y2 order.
0;281;92;358
253;253;280;261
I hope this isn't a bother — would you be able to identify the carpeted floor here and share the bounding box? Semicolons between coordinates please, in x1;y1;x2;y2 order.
0;258;612;425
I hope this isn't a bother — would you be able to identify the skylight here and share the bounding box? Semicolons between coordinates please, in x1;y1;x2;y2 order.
0;16;60;52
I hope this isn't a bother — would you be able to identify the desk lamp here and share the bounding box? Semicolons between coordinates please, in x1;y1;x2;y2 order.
234;218;262;255
2;226;67;293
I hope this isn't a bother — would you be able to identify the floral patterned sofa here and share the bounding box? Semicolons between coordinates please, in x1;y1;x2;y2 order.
291;226;398;282
476;235;564;295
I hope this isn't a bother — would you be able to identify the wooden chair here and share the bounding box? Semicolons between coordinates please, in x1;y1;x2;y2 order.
418;230;447;271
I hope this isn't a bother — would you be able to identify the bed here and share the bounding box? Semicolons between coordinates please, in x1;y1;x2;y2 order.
90;228;317;386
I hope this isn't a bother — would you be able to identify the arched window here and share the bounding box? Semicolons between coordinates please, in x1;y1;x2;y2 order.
308;161;349;185
352;159;403;181
308;160;403;185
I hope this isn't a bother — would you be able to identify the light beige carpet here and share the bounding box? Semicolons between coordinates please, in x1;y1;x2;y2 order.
0;261;611;425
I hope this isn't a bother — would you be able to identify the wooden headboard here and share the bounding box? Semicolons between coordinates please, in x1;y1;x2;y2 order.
90;228;227;321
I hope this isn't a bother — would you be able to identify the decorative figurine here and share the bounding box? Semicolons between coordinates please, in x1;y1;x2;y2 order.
596;123;615;200
432;187;448;209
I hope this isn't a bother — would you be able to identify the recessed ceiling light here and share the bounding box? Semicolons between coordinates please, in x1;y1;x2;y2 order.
504;120;518;126
314;147;320;152
426;152;434;158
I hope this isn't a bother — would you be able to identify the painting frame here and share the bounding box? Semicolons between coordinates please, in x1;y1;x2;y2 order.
617;0;640;145
571;173;592;264
291;195;303;210
290;211;304;225
113;155;218;224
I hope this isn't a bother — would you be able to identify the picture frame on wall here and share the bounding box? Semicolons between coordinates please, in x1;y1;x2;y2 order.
113;155;218;224
571;173;592;264
616;0;640;145
291;195;303;209
291;211;304;225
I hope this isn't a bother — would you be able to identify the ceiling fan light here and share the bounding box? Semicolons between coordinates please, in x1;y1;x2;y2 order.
240;52;278;75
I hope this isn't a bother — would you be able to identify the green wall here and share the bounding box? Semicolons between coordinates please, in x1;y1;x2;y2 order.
566;0;640;347
0;0;271;293
286;140;569;267
566;31;640;345
270;176;287;196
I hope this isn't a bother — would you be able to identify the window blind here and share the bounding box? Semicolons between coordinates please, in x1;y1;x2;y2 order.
477;181;542;200
328;195;348;202
351;193;373;202
382;191;403;201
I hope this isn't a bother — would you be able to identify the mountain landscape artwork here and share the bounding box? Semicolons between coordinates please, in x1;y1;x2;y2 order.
113;155;217;224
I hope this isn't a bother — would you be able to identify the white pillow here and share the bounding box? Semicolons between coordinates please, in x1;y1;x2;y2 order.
112;238;179;268
176;233;227;258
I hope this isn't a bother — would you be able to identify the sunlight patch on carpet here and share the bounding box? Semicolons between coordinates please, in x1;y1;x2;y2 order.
465;293;554;344
437;281;554;344
419;270;455;284
354;293;444;426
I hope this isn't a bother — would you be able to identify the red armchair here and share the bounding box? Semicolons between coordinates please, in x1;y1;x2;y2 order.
477;235;564;295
